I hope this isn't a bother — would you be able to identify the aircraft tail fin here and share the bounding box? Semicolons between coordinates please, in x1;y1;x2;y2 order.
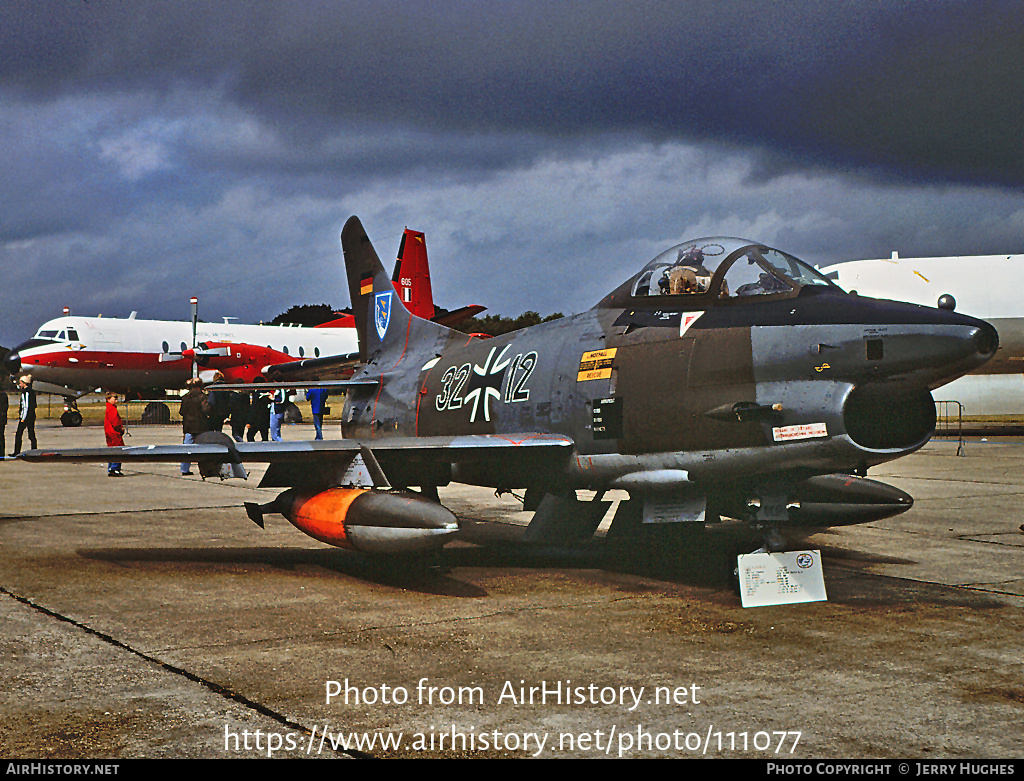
392;228;435;320
342;216;454;365
391;226;487;327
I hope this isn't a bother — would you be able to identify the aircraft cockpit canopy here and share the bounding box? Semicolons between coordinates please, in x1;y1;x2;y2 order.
624;238;840;304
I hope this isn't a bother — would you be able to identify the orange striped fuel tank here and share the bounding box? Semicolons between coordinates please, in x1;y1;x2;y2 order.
245;487;459;554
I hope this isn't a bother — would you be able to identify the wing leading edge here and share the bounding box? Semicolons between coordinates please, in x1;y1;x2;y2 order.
17;433;573;465
17;433;575;490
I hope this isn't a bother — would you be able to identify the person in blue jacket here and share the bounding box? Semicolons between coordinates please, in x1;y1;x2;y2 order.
305;387;330;440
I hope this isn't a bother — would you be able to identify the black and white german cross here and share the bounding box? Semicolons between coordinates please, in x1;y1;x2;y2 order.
463;344;512;423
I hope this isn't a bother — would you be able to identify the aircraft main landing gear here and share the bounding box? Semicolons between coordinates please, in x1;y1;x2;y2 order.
60;398;83;427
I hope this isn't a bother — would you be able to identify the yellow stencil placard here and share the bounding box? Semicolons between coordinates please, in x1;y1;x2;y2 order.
577;348;617;381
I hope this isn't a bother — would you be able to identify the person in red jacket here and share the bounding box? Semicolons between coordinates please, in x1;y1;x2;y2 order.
104;391;125;477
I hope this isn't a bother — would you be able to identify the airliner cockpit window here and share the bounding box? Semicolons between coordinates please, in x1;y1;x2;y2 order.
38;330;58;339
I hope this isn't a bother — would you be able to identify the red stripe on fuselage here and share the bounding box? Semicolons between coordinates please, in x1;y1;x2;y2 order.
20;349;190;371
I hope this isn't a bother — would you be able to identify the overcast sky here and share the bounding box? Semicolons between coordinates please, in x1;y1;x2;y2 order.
2;0;1023;346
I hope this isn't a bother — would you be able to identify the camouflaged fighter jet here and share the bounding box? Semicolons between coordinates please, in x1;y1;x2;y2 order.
18;217;998;557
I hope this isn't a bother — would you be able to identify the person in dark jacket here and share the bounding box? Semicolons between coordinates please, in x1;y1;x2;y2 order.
246;382;271;442
104;391;125;477
178;377;211;475
228;390;250;442
205;372;229;431
0;383;8;457
12;375;37;456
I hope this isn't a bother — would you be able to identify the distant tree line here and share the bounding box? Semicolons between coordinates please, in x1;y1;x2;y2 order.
267;304;564;336
451;311;564;336
269;304;340;327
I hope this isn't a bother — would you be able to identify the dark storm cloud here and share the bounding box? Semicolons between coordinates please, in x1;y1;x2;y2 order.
1;1;1022;350
2;0;1022;186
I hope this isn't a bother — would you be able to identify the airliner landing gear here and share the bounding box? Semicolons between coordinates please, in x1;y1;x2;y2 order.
60;398;83;427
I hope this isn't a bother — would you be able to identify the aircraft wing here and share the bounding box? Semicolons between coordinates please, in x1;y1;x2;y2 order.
432;305;487;327
19;379;95;399
210;378;379;391
260;351;362;382
17;433;576;489
18;433;573;464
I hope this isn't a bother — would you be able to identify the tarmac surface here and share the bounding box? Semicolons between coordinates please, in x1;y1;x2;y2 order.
1;421;1022;759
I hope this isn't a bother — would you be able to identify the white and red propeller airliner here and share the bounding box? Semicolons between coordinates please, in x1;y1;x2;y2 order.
3;228;484;420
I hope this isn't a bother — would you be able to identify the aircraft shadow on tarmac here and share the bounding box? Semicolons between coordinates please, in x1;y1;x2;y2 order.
72;527;1005;607
74;545;491;598
71;519;755;596
60;518;853;598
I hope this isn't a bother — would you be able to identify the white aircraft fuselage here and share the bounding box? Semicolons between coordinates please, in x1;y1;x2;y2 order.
3;314;357;395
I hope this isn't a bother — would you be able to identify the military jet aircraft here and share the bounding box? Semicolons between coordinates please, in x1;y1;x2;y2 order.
18;217;998;559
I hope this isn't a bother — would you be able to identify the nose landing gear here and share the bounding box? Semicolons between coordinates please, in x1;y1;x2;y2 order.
60;398;83;427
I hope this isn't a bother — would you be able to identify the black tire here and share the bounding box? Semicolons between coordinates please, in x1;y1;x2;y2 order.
283;401;303;424
60;410;83;427
140;402;171;425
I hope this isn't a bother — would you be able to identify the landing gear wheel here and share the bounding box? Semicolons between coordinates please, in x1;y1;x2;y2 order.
60;410;83;427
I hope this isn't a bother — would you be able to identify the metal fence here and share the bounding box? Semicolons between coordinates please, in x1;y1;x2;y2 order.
934;399;965;456
122;399;182;425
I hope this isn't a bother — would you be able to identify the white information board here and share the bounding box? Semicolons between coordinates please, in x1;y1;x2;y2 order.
738;550;828;608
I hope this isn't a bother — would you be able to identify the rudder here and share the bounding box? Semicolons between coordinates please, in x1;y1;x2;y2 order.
392;228;435;320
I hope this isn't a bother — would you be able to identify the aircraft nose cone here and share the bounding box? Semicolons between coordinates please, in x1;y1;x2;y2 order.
2;349;21;375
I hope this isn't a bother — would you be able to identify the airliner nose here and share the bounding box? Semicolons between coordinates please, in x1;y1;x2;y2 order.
2;349;20;375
